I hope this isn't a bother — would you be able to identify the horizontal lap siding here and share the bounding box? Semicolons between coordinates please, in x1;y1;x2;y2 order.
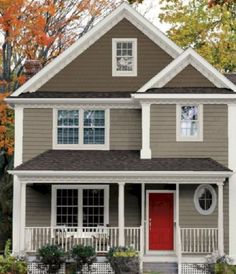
150;104;228;166
165;65;215;87
38;19;172;92
179;185;218;228
26;184;141;228
23;109;52;162
26;186;51;227
110;109;141;150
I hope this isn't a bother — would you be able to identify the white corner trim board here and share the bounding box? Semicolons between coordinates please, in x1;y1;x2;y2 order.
14;107;23;167
10;2;182;97
228;104;236;262
137;48;236;92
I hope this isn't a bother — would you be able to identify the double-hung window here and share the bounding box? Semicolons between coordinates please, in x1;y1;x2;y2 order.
112;38;137;76
52;185;109;227
54;109;109;149
176;104;203;141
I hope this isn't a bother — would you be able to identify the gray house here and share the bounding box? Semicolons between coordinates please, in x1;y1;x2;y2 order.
7;3;236;273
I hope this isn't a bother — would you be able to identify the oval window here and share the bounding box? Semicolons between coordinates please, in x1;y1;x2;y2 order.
194;185;216;215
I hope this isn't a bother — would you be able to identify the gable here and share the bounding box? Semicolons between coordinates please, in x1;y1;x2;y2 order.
38;19;173;92
165;65;215;88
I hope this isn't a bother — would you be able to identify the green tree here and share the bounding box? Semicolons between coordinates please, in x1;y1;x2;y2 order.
159;0;236;72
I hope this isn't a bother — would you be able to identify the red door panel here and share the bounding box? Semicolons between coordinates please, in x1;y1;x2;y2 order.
149;193;174;250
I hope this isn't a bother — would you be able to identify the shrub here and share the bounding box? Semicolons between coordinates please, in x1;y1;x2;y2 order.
0;240;27;274
38;244;66;274
194;252;236;274
107;247;140;274
70;245;96;273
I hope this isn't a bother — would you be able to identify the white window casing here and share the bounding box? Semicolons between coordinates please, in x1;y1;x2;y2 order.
112;38;137;77
53;108;110;150
51;185;109;227
194;184;217;215
176;104;203;142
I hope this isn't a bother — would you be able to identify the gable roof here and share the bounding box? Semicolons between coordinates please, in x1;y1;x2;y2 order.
11;2;183;97
138;48;236;92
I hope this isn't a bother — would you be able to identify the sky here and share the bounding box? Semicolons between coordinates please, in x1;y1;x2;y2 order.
134;0;170;32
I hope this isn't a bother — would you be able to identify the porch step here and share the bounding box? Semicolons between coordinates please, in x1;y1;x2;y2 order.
143;262;178;274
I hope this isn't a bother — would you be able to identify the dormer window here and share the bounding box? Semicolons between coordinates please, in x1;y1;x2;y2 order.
112;38;137;77
53;109;110;150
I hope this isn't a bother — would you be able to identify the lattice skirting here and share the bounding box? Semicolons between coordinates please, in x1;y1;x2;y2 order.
82;263;114;274
27;262;114;274
182;264;208;274
28;262;65;274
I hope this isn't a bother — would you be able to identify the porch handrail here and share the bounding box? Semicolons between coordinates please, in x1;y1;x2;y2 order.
180;227;218;254
25;226;141;253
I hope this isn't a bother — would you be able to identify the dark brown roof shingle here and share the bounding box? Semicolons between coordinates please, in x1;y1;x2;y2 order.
14;150;231;172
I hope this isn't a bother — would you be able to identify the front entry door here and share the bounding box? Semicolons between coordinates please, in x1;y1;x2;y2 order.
148;193;174;250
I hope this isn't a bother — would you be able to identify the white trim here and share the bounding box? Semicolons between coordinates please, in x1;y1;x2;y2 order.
193;184;217;215
51;185;109;227
176;104;203;142
137;48;236;92
228;104;236;261
6;98;136;105
140;103;151;159
19;182;26;252
112;38;137;77
14;107;23;167
11;3;182;98
9;170;233;178
132;93;236;100
53;108;110;150
146;190;176;253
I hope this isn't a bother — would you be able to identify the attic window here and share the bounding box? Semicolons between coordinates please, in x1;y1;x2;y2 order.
112;38;137;77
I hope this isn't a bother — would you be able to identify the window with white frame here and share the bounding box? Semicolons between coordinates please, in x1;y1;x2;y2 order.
112;38;137;76
52;186;109;227
194;185;217;215
176;104;203;141
54;109;109;149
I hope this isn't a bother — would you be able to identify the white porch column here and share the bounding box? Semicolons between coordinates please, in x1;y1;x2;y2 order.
12;107;23;255
12;176;21;255
19;182;26;253
218;182;224;255
228;104;236;261
140;103;151;159
118;182;125;246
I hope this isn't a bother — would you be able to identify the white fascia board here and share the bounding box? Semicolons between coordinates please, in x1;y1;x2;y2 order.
132;93;236;100
137;48;236;92
11;3;182;97
8;170;233;178
5;97;135;105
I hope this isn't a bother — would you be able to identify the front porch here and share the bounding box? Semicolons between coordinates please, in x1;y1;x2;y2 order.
13;177;228;266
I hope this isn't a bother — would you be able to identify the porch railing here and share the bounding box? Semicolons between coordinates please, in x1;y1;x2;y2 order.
180;228;218;254
25;226;141;253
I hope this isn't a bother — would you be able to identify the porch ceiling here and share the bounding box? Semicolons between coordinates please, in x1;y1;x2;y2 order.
13;150;231;172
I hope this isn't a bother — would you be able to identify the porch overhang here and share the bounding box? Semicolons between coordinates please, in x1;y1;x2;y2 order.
9;169;233;178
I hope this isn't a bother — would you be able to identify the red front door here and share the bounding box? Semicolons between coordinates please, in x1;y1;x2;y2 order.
149;193;174;250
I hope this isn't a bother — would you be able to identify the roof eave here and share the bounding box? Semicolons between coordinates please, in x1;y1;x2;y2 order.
8;170;233;178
